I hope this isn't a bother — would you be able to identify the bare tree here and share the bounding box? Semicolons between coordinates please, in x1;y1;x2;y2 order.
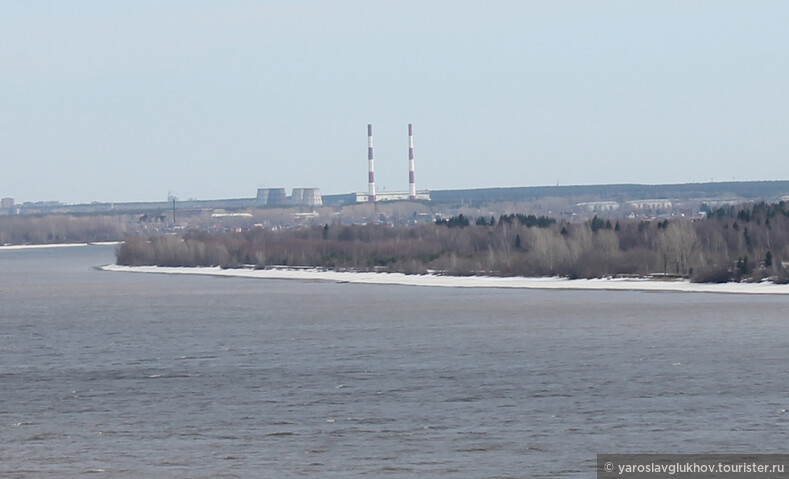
656;221;698;275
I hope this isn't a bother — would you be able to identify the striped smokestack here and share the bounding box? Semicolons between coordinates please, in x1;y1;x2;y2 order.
367;124;376;202
408;123;416;200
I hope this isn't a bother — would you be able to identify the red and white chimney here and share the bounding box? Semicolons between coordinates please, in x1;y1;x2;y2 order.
367;124;376;203
408;123;416;200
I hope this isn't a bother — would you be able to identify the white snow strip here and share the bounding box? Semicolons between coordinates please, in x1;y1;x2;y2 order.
0;242;121;251
99;264;789;295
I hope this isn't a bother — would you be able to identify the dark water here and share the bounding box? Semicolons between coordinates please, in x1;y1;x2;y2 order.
1;246;788;478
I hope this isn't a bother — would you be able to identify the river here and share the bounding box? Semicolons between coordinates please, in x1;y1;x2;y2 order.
1;245;788;478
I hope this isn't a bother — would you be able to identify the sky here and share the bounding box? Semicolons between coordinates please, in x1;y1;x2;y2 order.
2;1;789;204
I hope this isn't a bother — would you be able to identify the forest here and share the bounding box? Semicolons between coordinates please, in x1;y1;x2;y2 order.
115;202;789;284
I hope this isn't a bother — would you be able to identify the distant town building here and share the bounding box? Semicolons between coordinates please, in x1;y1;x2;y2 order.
576;201;619;212
211;212;253;218
701;198;744;208
627;199;673;210
1;197;14;214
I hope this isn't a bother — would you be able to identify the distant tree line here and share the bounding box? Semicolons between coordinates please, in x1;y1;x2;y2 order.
0;215;129;245
115;202;789;283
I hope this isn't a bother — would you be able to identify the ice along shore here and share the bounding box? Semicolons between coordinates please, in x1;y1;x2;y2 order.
99;264;789;295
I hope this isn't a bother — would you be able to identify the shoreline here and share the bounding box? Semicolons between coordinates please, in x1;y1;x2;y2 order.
0;242;121;251
99;264;789;295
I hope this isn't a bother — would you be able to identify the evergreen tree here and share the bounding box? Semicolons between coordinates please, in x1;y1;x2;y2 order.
743;227;752;252
737;256;749;277
591;216;606;232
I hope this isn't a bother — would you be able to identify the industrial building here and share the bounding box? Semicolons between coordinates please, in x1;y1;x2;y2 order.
256;188;322;207
356;123;431;203
290;188;323;207
256;188;288;206
353;191;431;203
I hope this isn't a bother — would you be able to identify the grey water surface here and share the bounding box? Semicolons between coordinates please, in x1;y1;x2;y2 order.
1;246;788;478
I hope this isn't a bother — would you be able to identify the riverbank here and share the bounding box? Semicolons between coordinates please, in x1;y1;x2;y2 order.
100;264;789;295
0;242;120;251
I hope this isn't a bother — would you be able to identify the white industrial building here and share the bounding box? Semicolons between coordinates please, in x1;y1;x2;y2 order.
354;191;431;203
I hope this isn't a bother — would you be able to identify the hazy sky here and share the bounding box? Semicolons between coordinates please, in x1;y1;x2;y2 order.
2;1;788;203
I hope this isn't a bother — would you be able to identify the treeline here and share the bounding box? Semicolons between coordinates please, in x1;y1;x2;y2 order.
116;202;789;283
0;215;130;245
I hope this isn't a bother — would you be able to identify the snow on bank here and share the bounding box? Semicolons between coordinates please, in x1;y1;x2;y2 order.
99;264;789;295
0;242;120;251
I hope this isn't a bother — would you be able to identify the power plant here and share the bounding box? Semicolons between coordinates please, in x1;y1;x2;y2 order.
256;123;429;207
354;123;431;203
